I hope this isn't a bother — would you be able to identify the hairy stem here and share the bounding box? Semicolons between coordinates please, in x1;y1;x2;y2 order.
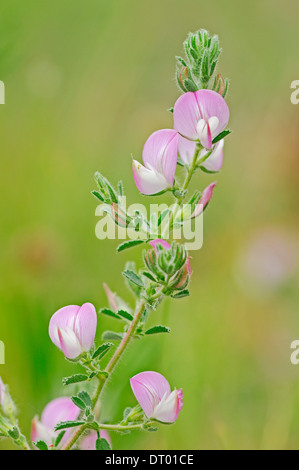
97;421;155;431
164;144;201;236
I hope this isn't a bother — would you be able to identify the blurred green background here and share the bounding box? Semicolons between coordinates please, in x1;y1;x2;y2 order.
0;0;298;450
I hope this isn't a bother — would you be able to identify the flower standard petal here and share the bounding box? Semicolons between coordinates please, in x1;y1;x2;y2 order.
49;305;80;350
173;92;202;140
32;397;80;447
130;371;171;418
73;302;97;353
174;90;229;147
41;397;79;431
142;129;178;186
49;303;97;359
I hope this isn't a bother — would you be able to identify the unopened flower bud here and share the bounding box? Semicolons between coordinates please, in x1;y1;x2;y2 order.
178;67;189;87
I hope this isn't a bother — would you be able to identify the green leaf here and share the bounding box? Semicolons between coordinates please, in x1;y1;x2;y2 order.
77;391;93;409
55;420;85;431
212;129;231;144
100;308;121;320
117;239;145;253
92;190;104;202
142;271;156;282
122;270;144;288
35;440;48;451
157;209;169;227
102;331;124;342
96;438;111;450
171;289;190;299
8;427;19;440
116;310;133;322
54;431;66;448
92;342;113;360
145;325;170;335
71;396;86;411
62;374;88;386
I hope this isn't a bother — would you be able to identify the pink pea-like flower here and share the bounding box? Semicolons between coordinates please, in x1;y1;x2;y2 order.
49;303;97;360
174;90;229;149
130;371;183;423
80;430;112;450
31;397;79;447
178;135;224;172
0;377;5;409
132;129;179;195
193;181;217;217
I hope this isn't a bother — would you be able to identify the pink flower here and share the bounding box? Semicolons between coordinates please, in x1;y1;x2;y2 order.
193;182;217;217
49;303;97;359
173;90;229;149
31;397;79;447
0;377;16;417
132;129;178;195
0;377;5;409
178;136;224;172
130;371;183;423
149;239;191;277
80;430;112;450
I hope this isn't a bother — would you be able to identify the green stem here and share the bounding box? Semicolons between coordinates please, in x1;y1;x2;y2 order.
62;424;88;451
163;144;201;237
97;421;154;431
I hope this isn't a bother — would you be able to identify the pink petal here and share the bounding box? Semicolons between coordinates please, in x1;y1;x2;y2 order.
49;305;80;349
174;90;229;144
130;371;171;419
173;92;201;140
193;182;217;217
0;377;5;408
149;239;171;251
142;129;178;185
80;430;112;450
73;303;97;352
200;140;224;172
49;303;97;358
32;397;80;446
41;397;79;430
31;416;55;446
178;136;196;165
